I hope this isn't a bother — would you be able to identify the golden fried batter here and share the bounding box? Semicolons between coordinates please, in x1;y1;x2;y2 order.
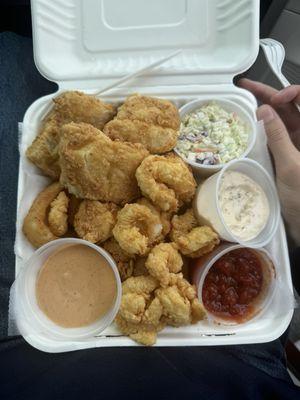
145;243;183;287
132;257;148;277
23;182;63;248
122;275;159;296
48;191;69;236
74;200;119;243
26;91;116;179
102;237;135;281
115;272;205;344
114;314;164;346
104;94;180;154
67;194;82;227
58;122;149;204
136;154;196;212
113;204;163;256
156;276;206;327
115;275;163;346
136;198;171;241
170;209;220;257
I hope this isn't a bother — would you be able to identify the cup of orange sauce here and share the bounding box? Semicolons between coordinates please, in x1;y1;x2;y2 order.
15;238;122;341
190;243;276;325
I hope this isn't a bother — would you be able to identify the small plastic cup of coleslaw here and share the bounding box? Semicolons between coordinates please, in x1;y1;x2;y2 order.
174;98;256;177
193;158;280;248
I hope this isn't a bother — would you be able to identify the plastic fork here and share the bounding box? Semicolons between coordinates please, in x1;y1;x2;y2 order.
260;38;300;112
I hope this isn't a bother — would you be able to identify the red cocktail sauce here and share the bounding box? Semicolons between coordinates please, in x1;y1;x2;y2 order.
202;248;263;322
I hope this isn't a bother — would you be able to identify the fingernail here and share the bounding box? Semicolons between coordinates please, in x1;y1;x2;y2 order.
257;105;275;123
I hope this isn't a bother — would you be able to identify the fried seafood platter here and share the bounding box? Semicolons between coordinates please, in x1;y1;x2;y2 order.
22;91;220;346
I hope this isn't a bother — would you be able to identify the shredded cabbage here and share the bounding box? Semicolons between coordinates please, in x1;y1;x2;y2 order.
176;102;249;165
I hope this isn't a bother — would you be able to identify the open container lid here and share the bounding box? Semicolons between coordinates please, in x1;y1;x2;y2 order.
31;0;259;90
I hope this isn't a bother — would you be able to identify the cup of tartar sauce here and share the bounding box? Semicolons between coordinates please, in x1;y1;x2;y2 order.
14;238;122;342
174;99;257;177
194;159;280;248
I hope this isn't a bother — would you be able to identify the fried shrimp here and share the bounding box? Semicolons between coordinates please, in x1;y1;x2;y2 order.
170;209;220;257
135;154;196;213
102;237;135;281
136;198;171;240
74;200;119;243
113;204;163;256
145;243;183;287
23;182;63;248
48;191;69;236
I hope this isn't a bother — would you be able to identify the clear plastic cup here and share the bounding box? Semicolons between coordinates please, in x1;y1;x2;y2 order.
190;243;277;325
194;158;280;248
174;98;257;178
15;238;122;341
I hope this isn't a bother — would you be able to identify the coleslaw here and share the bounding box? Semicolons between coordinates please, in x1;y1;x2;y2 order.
176;102;249;165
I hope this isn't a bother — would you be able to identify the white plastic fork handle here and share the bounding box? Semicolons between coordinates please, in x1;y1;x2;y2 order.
260;40;300;112
277;72;290;88
272;72;300;112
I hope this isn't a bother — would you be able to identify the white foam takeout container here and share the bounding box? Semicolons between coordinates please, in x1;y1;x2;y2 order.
14;0;294;352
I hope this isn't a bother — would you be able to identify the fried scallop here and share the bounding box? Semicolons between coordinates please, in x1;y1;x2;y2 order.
115;275;162;346
135;153;196;213
23;182;63;248
58;122;149;204
104;94;180;154
112;204;163;256
74;200;119;243
156;276;206;327
170;209;220;258
26;91;116;179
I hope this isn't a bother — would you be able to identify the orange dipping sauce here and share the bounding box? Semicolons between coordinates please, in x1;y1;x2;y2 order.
36;244;117;328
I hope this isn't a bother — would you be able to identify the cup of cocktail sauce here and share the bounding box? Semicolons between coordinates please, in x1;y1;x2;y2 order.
191;243;276;325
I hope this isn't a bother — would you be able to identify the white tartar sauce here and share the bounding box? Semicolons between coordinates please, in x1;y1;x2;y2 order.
218;171;270;241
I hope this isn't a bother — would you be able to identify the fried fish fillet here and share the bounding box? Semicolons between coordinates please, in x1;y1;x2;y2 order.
59;122;149;204
48;191;69;236
104;94;180;154
26;91;116;179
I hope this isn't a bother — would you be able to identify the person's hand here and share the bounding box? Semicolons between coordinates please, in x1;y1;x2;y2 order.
239;79;300;244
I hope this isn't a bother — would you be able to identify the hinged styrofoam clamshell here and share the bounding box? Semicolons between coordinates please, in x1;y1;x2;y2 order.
14;0;294;352
31;0;259;89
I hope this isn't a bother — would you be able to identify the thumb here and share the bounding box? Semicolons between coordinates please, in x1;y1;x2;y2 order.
256;105;298;169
